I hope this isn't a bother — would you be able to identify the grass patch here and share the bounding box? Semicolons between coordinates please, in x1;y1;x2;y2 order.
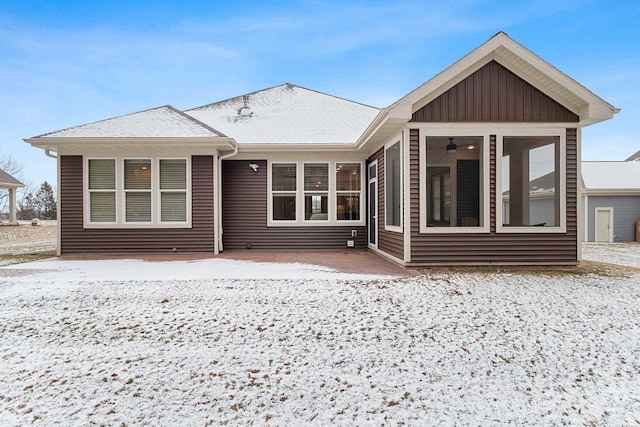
417;260;639;279
0;250;57;267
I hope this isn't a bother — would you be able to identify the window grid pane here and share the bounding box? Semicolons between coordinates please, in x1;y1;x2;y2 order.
304;164;328;191
272;164;296;191
336;163;361;191
124;159;151;190
304;194;328;221
337;193;360;221
90;192;116;222
89;159;115;190
273;194;296;220
161;192;187;222
126;192;152;222
160;159;187;190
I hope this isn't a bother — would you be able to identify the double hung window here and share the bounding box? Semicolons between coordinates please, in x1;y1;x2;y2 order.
269;161;362;225
86;157;189;227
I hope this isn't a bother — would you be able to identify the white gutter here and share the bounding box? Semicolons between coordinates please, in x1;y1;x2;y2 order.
215;144;239;253
45;149;58;158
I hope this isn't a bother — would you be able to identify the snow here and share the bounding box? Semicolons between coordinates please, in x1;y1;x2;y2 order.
582;161;640;190
34;106;223;139
185;84;380;144
1;249;639;425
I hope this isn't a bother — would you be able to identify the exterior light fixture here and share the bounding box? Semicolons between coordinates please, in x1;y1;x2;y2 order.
446;137;457;153
249;163;259;172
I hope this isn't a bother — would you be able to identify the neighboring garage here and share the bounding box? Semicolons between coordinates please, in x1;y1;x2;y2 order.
582;159;640;242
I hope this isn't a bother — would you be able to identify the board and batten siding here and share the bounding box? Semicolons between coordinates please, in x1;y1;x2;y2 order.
409;128;578;265
410;61;579;123
368;148;404;261
59;155;215;254
221;160;366;250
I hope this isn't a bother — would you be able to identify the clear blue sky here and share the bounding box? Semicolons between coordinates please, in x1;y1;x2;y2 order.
1;0;638;189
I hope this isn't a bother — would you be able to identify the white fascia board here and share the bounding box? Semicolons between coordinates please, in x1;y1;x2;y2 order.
25;137;238;151
582;188;640;196
238;142;357;152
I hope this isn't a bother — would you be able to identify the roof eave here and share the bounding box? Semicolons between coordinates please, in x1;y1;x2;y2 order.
25;136;238;151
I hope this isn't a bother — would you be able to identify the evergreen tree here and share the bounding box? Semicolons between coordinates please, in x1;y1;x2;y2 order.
35;181;57;219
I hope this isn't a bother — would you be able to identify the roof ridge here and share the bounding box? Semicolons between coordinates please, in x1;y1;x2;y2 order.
165;105;227;137
185;83;380;112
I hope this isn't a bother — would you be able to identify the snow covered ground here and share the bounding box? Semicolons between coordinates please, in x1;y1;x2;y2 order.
0;250;639;425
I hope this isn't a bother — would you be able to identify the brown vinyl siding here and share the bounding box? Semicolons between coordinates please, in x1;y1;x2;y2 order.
409;128;578;265
222;160;366;250
59;155;215;254
369;148;404;261
411;61;579;123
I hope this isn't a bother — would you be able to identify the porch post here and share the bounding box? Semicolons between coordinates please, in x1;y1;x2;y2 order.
8;188;17;224
509;147;530;226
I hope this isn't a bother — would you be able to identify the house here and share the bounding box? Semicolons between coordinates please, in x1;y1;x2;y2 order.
0;169;24;225
581;160;640;242
25;32;618;265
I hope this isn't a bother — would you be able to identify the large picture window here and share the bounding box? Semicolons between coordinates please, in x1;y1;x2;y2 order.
501;135;561;228
268;161;363;226
425;136;484;228
86;157;190;227
385;141;401;229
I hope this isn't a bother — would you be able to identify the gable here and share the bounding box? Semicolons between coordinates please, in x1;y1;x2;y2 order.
410;61;579;123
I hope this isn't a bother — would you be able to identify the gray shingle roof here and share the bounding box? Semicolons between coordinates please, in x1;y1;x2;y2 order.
33;106;226;139
0;169;24;188
185;83;380;144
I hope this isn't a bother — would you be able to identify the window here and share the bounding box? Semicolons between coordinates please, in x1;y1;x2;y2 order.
268;161;364;226
272;163;297;221
304;163;328;221
86;157;189;227
501;135;561;228
385;141;401;228
336;163;360;221
425;136;484;228
160;159;187;222
124;159;152;222
88;159;116;223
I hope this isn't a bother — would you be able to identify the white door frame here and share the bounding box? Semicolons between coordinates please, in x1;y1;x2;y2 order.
368;160;378;248
594;207;614;242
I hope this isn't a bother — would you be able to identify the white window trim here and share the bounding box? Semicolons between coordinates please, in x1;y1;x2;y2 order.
335;161;365;224
384;138;403;233
84;156;192;229
419;130;491;234
496;128;566;233
302;162;330;224
157;157;191;225
267;160;365;227
86;157;118;225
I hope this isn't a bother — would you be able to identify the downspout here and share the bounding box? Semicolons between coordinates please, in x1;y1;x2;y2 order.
44;149;61;256
216;144;239;253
